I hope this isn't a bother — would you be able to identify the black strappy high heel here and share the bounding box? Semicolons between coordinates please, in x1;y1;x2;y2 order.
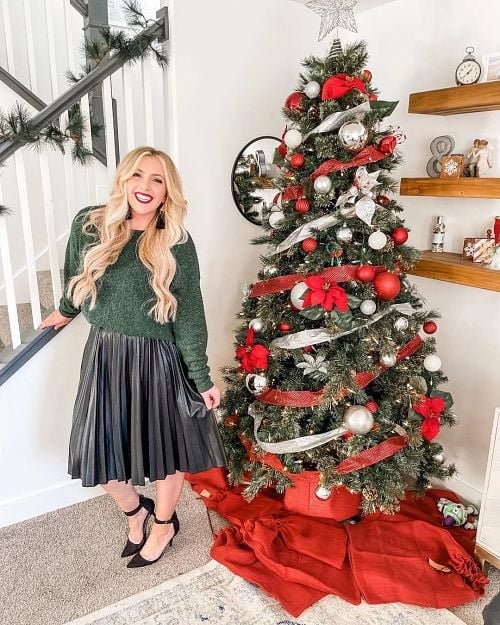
121;495;155;558
127;511;179;568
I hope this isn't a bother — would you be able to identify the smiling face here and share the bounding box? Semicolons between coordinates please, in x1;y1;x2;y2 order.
125;155;167;227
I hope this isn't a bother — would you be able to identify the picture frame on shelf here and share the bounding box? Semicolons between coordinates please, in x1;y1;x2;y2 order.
482;51;500;82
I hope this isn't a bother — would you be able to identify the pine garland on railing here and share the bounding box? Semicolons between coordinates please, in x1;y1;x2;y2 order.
0;1;167;166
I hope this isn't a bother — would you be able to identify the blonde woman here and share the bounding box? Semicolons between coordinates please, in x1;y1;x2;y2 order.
41;147;226;568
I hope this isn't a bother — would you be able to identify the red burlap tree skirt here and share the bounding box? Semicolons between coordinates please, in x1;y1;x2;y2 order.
186;468;488;617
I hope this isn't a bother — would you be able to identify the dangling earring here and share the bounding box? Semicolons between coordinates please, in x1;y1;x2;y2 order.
156;202;165;230
126;205;132;220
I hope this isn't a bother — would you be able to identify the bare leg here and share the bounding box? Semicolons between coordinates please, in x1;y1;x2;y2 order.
139;471;184;561
101;480;148;544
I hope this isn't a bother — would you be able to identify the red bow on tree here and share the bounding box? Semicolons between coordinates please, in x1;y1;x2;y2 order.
321;73;367;101
235;328;270;373
303;276;348;312
412;395;446;441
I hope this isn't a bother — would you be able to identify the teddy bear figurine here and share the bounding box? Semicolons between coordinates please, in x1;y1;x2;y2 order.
437;497;479;530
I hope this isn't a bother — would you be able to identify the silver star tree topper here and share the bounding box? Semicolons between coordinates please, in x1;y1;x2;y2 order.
306;0;359;41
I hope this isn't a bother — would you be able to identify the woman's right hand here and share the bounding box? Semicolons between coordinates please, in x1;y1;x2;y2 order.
39;310;73;331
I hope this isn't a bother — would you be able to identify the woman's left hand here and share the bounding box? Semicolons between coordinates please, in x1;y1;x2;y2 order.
200;385;221;409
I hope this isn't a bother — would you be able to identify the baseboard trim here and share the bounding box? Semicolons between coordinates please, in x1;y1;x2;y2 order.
0;479;103;528
435;476;483;507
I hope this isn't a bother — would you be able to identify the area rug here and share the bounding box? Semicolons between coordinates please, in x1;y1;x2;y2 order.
65;560;466;625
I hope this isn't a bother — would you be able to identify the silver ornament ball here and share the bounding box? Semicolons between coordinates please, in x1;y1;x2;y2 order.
268;210;285;229
245;373;269;396
368;230;388;250
344;405;375;434
424;354;442;372
290;281;308;310
338;121;369;153
304;81;321;99
249;318;265;333
315;485;332;500
336;224;353;243
360;299;377;315
380;351;397;367
433;451;446;465
394;317;409;331
264;265;279;277
313;175;332;194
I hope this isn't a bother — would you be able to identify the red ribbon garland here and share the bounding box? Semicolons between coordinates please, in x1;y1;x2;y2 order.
257;335;423;407
249;265;385;298
335;435;408;474
311;146;391;180
282;185;304;202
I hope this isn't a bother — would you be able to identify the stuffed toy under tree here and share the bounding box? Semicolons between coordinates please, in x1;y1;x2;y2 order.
217;40;456;516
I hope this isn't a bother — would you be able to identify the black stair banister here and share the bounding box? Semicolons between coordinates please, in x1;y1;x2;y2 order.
0;7;168;165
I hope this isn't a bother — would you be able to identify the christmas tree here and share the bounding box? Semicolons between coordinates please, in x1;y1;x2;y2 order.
218;40;456;516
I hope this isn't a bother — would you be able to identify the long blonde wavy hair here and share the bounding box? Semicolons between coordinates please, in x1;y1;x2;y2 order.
67;146;188;323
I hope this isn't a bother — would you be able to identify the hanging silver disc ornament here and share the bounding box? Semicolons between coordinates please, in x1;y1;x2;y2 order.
249;318;265;333
343;405;374;434
314;485;332;500
380;351;397;367
368;230;387;250
394;317;409;331
284;129;302;149
336;223;353;243
290;281;308;310
433;450;446;465
338;121;369;153
360;299;377;315
304;80;321;99
313;175;332;194
245;373;269;396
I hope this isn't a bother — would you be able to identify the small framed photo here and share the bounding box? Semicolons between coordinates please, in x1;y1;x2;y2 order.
482;51;500;82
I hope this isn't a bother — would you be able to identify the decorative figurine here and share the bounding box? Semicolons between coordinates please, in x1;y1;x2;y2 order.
465;139;480;177
436;497;479;530
476;139;492;178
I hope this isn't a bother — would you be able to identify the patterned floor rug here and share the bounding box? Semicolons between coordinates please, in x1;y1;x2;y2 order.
65;559;467;625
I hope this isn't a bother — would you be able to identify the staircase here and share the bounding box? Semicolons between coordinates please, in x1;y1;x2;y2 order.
0;0;169;383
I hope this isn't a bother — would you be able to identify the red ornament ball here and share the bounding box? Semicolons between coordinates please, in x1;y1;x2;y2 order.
285;91;304;111
368;92;378;101
295;198;310;213
356;264;376;282
378;135;397;154
373;271;401;301
391;227;409;245
301;237;318;253
290;153;305;169
278;322;292;332
423;321;438;334
225;415;240;427
362;69;372;82
365;400;379;413
376;194;390;206
303;345;313;353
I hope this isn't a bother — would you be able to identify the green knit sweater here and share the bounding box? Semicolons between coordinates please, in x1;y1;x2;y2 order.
59;207;212;392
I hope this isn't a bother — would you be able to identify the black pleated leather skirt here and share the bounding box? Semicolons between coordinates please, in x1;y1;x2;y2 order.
68;326;226;487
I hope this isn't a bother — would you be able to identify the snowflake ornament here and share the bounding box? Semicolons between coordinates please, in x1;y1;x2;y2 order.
306;0;359;41
443;160;459;176
296;353;328;376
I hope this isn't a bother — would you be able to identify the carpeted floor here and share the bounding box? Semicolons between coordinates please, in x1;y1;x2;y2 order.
0;483;497;625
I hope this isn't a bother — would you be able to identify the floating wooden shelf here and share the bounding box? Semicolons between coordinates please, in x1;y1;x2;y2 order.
408;81;500;115
400;177;500;199
407;251;500;292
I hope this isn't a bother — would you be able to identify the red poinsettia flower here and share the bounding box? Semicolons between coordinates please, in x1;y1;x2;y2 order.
412;395;446;441
302;276;348;312
235;328;270;373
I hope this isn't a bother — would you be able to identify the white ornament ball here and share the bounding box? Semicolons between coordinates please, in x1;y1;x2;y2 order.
304;81;321;99
284;129;302;149
269;211;285;228
394;317;409;331
368;230;388;250
343;405;374;434
249;318;264;333
336;224;353;243
433;451;446;465
424;354;442;372
360;299;377;315
313;175;332;194
290;281;308;310
245;373;269;396
315;485;332;500
380;351;397;367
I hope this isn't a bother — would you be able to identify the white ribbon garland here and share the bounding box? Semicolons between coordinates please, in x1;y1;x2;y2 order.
265;214;341;257
301;101;371;144
270;303;416;350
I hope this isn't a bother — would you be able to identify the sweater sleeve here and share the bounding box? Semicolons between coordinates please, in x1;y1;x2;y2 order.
58;208;90;318
170;234;213;393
